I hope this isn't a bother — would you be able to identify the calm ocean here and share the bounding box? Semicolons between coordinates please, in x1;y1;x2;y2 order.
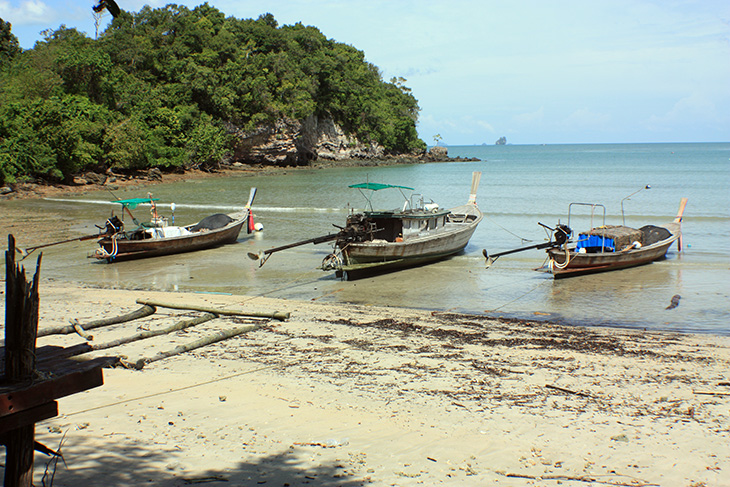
10;142;730;335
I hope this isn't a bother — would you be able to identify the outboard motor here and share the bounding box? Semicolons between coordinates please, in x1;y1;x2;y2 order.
553;224;572;247
100;215;124;235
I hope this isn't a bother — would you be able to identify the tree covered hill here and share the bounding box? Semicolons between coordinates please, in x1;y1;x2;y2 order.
0;3;426;185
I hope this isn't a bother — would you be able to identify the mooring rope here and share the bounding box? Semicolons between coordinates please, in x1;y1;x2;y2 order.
62;363;282;417
485;279;548;313
485;215;533;243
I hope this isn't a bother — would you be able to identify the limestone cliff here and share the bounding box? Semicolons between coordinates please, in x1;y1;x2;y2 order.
230;115;385;166
228;115;478;167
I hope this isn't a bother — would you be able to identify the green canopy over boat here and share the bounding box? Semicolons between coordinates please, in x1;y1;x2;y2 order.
113;197;159;209
348;183;415;191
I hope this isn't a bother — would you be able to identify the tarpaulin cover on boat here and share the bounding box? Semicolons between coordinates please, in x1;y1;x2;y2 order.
579;225;643;251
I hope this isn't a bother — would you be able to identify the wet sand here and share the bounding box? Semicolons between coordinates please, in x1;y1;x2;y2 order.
1;282;728;486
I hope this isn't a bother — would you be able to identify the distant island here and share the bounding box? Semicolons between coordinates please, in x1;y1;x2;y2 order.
495;137;507;145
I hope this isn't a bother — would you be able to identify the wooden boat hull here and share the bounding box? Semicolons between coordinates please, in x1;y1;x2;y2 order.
95;216;248;262
338;203;482;279
547;222;680;278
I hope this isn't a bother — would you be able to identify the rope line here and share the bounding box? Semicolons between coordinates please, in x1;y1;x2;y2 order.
486;279;548;313
485;216;533;243
63;363;281;417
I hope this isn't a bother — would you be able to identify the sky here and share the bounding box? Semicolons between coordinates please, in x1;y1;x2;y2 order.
1;1;729;145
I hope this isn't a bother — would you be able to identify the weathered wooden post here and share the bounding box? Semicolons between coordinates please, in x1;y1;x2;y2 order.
3;234;42;487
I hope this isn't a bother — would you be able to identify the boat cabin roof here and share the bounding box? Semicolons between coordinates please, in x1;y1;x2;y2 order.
348;183;415;191
113;197;160;209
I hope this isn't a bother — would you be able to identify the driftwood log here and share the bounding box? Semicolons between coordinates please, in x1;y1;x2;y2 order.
136;298;290;321
51;313;220;361
127;323;263;370
37;305;157;339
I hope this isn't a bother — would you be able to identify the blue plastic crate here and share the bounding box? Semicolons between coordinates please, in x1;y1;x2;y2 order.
576;234;615;252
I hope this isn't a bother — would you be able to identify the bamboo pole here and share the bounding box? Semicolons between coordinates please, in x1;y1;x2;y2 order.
126;323;263;370
55;313;220;360
36;305;157;338
135;298;289;321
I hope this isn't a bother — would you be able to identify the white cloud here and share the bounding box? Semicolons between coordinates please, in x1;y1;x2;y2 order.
564;108;611;128
648;93;721;132
0;0;52;25
475;120;495;134
512;107;545;125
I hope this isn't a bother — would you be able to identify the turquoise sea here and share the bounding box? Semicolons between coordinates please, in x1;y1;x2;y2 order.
5;142;730;335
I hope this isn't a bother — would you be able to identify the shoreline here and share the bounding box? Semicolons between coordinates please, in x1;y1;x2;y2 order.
0;154;480;201
1;281;728;486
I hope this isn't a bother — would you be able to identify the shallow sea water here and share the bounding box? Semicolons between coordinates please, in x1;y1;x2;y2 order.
4;143;729;335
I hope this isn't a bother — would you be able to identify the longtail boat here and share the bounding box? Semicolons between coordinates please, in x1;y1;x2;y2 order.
93;188;257;262
483;196;687;279
545;198;686;278
250;172;483;279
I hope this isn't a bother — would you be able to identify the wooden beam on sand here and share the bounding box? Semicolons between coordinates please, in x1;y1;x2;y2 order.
37;305;157;339
48;313;220;361
124;323;263;370
136;298;290;321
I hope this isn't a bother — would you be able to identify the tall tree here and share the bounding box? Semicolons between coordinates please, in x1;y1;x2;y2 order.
0;18;21;65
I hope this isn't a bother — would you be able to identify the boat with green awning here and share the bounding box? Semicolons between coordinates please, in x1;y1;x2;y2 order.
250;172;482;280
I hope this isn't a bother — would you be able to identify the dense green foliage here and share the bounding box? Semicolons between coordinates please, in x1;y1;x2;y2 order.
0;4;425;185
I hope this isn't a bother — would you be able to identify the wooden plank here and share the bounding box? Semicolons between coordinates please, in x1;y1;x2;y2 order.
0;402;57;436
0;366;104;419
1;348;117;388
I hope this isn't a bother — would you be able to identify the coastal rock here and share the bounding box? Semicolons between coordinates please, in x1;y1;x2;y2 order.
230;115;384;166
72;172;107;186
425;146;449;161
148;168;163;181
307;115;385;161
0;186;13;195
85;172;107;185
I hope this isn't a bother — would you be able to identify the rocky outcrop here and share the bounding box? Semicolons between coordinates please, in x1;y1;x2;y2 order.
228;115;483;167
230;115;384;166
425;145;448;161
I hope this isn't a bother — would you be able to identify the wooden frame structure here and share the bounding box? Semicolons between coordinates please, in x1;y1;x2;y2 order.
1;236;110;486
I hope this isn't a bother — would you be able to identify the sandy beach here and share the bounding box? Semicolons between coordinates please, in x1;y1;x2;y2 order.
1;169;729;486
1;280;728;486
